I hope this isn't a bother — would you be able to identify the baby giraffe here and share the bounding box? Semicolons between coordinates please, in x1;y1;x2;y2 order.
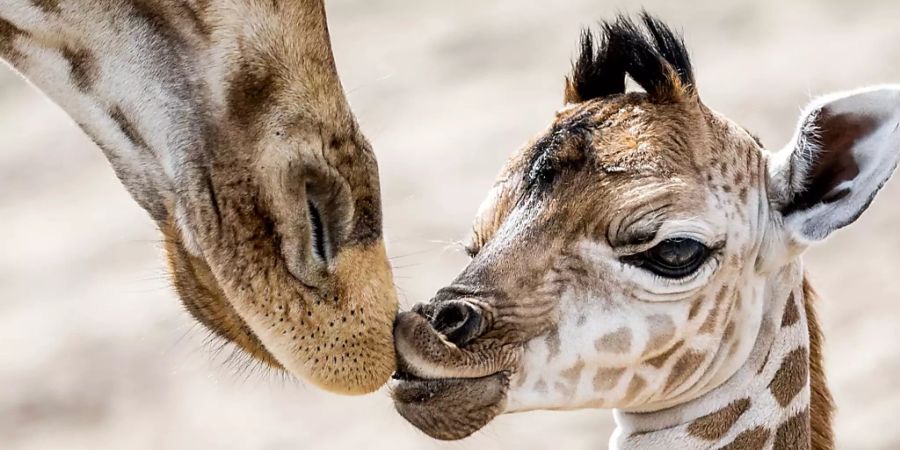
391;14;900;449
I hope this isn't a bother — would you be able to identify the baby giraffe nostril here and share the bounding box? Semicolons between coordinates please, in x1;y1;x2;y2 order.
430;301;483;347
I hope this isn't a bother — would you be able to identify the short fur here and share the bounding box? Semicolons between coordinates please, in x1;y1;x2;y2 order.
0;0;398;394
393;14;898;449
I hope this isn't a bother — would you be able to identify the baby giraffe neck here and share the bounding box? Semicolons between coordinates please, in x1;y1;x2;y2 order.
612;268;834;450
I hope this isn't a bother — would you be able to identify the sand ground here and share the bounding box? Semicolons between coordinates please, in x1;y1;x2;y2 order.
3;1;900;448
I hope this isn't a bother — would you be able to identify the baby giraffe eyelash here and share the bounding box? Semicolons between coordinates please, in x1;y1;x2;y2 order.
621;238;724;279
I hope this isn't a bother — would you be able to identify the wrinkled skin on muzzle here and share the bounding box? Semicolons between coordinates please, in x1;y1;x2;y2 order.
392;188;570;439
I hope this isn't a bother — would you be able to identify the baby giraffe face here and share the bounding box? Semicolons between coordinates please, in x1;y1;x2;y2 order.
393;91;768;439
392;14;900;441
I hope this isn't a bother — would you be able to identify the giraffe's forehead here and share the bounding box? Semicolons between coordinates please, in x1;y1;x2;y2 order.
475;96;763;247
549;95;762;179
558;95;695;169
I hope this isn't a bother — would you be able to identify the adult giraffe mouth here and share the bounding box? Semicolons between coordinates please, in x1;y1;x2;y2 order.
390;310;519;440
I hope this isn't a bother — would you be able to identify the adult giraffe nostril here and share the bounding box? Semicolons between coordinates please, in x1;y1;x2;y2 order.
430;301;484;347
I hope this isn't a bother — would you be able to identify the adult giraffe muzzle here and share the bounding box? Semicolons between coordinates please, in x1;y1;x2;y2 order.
1;0;397;394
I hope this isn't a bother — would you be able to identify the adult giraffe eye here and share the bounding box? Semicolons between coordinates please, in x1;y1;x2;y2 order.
623;238;710;279
308;200;329;263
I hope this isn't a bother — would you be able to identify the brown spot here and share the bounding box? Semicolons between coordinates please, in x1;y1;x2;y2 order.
664;350;705;394
595;327;632;354
560;358;585;385
533;379;547;394
717;426;770;450
554;381;575;398
61;46;98;92
645;340;684;368
593;367;625;391
688;297;703;320
687;398;751;441
227;62;277;128
545;329;561;360
773;408;810;449
700;287;729;333
723;320;736;341
0;17;27;63
769;347;809;407
182;1;212;36
110;106;150;150
31;0;61;14
621;375;646;404
644;314;675;354
781;293;800;327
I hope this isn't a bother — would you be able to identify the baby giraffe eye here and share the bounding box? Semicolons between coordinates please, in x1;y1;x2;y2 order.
623;238;711;279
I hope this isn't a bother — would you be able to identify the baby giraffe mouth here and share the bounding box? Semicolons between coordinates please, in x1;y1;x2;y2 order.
390;310;519;440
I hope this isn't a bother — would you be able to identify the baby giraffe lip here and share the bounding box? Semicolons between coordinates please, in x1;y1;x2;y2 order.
391;310;519;440
390;371;510;440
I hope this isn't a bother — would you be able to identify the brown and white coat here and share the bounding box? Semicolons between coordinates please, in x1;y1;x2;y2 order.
392;15;900;450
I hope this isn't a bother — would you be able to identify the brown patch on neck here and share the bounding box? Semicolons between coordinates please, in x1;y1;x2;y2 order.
0;17;28;64
768;347;808;407
774;407;811;449
803;277;835;450
31;0;61;14
781;292;800;327
687;397;751;441
109;106;151;151
61;45;99;93
718;426;769;450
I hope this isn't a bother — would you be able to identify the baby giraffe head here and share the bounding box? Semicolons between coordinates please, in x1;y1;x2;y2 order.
392;14;900;440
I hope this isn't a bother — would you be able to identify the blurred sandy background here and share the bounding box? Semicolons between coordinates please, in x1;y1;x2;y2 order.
2;0;900;448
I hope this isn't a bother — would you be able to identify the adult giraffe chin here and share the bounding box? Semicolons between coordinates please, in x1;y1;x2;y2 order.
0;0;398;394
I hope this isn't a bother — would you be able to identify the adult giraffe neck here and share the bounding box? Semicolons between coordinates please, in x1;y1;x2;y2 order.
4;1;216;217
612;263;834;449
1;1;402;394
0;0;350;228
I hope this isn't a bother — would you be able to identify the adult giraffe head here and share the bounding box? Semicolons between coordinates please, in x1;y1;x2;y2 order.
393;13;900;446
0;0;397;394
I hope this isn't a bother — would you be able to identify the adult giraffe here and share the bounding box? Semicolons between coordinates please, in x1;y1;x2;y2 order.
392;14;899;448
0;0;397;394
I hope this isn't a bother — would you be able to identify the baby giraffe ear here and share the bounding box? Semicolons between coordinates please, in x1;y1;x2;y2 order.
768;85;900;243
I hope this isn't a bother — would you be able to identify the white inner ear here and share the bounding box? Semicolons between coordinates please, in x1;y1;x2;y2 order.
772;85;900;244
